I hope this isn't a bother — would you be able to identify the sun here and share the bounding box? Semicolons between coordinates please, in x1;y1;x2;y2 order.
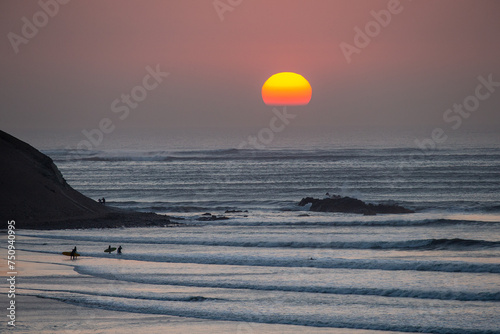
262;72;312;106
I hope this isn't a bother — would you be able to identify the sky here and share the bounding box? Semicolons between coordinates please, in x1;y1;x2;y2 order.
1;0;499;140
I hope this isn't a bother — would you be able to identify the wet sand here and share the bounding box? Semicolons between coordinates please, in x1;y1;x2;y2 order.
1;248;404;334
6;295;405;334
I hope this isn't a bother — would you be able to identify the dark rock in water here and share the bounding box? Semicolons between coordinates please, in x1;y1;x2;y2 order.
169;216;185;220
197;215;230;221
298;196;414;215
202;212;212;216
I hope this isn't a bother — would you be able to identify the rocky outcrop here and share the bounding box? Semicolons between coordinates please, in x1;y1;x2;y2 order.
197;214;230;221
0;130;176;229
298;196;414;215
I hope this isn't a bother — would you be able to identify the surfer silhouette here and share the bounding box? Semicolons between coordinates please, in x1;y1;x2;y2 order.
102;197;106;205
70;246;77;260
117;246;122;254
104;245;117;254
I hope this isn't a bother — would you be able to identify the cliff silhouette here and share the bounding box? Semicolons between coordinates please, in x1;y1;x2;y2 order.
0;130;175;229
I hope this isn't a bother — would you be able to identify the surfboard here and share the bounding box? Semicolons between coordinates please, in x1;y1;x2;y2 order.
62;252;80;257
104;247;116;253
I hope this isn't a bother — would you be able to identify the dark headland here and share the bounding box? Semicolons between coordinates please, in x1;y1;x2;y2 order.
0;130;179;230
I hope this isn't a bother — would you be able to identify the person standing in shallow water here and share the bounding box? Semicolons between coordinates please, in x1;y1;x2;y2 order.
70;246;77;260
117;246;122;254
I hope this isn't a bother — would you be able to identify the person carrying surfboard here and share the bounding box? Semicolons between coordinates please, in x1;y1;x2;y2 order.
70;246;77;260
104;245;117;254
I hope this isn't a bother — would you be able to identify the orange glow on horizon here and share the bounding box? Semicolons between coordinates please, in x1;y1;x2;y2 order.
262;72;312;106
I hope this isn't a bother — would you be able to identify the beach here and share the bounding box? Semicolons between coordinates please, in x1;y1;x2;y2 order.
3;205;500;333
2;249;405;334
11;295;355;334
1;129;499;333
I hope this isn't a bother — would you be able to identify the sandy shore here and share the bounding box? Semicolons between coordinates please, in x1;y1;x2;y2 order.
8;294;408;334
5;295;400;334
1;249;404;334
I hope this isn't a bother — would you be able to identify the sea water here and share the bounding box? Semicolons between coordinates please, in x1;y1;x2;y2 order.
12;129;500;333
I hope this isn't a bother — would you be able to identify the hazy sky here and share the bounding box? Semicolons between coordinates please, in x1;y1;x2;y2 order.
1;0;499;135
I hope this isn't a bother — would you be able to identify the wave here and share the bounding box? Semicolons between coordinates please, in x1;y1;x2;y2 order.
483;204;500;212
20;234;499;251
159;237;500;251
24;288;216;302
27;293;500;334
45;147;500;163
47;148;243;162
18;247;500;273
71;267;500;302
409;203;500;213
113;203;224;213
24;277;500;304
205;218;500;227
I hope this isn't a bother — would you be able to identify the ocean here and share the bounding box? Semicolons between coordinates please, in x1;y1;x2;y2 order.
13;129;500;333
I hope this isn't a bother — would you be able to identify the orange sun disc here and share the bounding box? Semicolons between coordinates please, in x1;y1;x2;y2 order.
262;72;312;106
